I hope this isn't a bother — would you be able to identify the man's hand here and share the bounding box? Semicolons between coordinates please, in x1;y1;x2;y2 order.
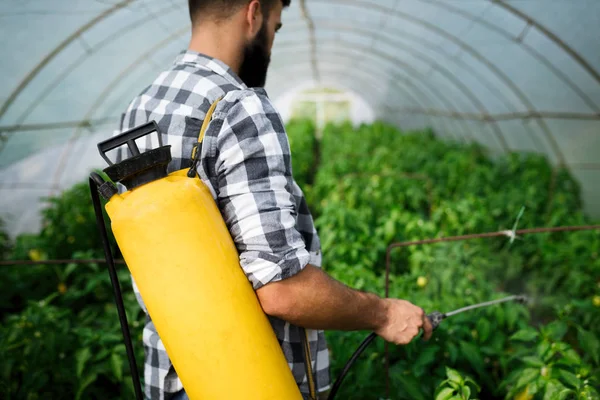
375;299;433;344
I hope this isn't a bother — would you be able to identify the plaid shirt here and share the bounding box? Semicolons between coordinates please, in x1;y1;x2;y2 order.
114;50;330;399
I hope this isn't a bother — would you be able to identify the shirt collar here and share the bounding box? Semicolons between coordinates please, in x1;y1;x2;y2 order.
173;49;247;89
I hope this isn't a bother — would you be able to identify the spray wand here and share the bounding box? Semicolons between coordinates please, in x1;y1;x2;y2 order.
326;294;528;400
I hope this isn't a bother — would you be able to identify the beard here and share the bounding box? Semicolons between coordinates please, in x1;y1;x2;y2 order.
238;22;271;88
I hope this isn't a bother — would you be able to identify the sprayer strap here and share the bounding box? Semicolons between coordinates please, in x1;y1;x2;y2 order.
188;96;223;178
191;96;223;160
302;328;317;400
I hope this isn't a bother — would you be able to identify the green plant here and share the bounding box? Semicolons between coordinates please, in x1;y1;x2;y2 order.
2;119;599;399
435;367;481;400
500;323;599;400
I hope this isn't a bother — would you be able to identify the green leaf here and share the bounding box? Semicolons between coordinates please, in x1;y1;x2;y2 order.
539;341;554;362
558;369;581;389
75;347;91;378
543;380;568;400
516;368;540;389
464;377;481;392
558;389;575;400
475;318;491;343
511;328;539;342
458;341;486;378
522;356;545;368
528;377;542;396
111;352;123;381
542;321;568;341
461;385;471;399
394;373;426;400
75;373;98;400
436;388;455;400
560;349;582;366
446;367;464;384
412;345;439;377
447;342;459;363
577;327;600;365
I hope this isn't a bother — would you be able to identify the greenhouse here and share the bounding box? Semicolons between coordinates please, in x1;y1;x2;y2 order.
1;0;599;399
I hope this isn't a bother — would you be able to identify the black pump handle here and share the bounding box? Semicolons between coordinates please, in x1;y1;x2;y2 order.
98;121;162;166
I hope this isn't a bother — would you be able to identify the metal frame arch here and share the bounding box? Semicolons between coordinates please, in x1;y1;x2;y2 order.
307;19;521;116
270;59;416;109
271;41;484;142
425;0;599;113
297;19;550;152
0;0;136;121
268;59;470;142
271;45;432;107
491;0;600;88
11;2;187;128
307;24;511;149
309;0;567;164
272;68;458;142
49;27;189;195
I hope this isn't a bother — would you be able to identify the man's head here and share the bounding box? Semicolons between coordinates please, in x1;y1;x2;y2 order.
188;0;291;87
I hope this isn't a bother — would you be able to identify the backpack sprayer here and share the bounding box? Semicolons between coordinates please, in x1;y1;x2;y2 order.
89;102;304;400
90;110;529;399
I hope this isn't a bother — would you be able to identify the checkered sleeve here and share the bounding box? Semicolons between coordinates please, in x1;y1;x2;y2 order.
214;90;311;290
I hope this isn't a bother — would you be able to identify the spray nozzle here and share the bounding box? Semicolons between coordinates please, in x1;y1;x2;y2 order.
515;294;528;304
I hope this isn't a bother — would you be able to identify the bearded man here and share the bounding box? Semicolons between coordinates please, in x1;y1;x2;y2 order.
115;1;432;399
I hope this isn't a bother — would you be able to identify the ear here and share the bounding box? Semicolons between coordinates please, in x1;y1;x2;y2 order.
245;0;263;38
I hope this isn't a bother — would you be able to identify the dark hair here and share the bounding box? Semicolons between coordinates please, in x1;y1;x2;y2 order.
188;0;291;22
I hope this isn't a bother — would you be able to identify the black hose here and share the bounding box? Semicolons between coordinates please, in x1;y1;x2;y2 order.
89;173;144;400
327;332;377;400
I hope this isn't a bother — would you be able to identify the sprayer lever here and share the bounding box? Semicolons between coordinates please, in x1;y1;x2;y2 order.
427;311;445;330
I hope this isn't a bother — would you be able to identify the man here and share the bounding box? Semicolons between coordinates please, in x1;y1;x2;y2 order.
115;1;433;399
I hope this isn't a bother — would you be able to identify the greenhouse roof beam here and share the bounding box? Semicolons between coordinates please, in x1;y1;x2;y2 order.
7;2;186;137
304;20;520;116
0;0;135;122
428;0;599;113
299;0;320;83
310;0;568;165
0;118;117;133
273;42;505;147
491;0;600;87
48;27;188;196
381;109;600;122
270;50;475;140
269;60;475;144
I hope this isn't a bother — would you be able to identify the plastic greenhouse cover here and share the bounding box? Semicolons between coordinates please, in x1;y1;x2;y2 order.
1;0;599;238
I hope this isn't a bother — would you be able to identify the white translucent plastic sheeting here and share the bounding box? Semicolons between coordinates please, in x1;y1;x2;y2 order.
0;0;599;239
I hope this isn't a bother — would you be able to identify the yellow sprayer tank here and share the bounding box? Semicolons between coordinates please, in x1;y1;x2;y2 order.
95;120;303;400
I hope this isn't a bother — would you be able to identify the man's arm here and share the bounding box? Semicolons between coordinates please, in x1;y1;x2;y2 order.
213;90;431;346
257;264;432;344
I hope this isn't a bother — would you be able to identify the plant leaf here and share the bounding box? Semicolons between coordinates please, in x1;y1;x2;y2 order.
543;380;567;400
511;328;539;342
577;327;600;365
75;373;98;400
446;367;464;385
476;318;491;343
516;368;539;390
76;347;91;378
394;373;426;400
522;356;545;368
461;385;471;399
542;321;568;342
412;345;439;377
436;387;455;400
111;352;123;381
558;369;581;389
